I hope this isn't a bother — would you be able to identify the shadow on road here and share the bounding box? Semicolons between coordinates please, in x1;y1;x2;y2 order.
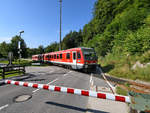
24;78;45;82
45;101;108;113
15;73;37;81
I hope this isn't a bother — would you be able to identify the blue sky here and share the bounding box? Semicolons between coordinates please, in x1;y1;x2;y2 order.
0;0;96;48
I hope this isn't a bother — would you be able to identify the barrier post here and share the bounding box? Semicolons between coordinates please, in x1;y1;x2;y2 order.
23;66;26;74
2;68;5;79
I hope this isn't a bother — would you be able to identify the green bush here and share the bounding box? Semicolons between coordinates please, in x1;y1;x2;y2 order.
139;51;150;63
124;27;150;55
116;86;128;96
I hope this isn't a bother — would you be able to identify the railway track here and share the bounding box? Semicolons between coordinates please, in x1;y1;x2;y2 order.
94;65;150;94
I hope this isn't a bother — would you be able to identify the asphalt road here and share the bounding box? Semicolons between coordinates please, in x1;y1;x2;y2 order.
0;66;109;113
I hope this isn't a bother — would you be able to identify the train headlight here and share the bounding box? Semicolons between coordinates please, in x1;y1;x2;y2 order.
85;62;88;64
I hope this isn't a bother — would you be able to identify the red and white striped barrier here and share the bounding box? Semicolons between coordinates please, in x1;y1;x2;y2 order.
5;80;131;103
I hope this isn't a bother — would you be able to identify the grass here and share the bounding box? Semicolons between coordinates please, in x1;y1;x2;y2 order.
0;60;9;64
116;86;128;96
99;52;150;82
0;72;23;79
13;59;32;66
0;60;32;66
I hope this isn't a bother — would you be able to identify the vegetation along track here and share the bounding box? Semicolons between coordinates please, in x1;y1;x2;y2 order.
94;65;150;94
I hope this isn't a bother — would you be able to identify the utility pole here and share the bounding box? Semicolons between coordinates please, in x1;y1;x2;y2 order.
59;0;62;51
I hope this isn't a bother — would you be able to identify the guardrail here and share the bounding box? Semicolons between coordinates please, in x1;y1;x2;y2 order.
0;65;25;79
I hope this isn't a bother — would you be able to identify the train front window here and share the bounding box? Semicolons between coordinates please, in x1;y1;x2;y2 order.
77;52;81;59
83;49;97;60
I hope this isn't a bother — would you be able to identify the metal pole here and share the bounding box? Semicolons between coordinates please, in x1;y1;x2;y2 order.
59;0;62;51
19;33;21;65
18;31;24;65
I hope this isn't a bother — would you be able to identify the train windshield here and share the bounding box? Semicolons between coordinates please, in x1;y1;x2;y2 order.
83;48;97;60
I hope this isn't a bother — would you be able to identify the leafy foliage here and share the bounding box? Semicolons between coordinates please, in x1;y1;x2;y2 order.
62;30;82;50
0;42;10;58
10;35;27;59
0;36;27;59
82;0;150;57
45;42;59;53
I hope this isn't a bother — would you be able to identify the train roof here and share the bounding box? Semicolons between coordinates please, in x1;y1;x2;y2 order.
33;47;94;56
48;47;94;54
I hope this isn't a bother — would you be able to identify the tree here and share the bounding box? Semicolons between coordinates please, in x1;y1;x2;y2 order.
0;52;3;58
45;42;59;53
62;30;83;49
0;41;10;58
37;45;45;54
10;35;27;59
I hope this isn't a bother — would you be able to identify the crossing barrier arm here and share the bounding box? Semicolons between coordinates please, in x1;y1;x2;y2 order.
5;80;131;103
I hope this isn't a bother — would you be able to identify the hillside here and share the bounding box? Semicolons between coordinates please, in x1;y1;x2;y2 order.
84;0;150;81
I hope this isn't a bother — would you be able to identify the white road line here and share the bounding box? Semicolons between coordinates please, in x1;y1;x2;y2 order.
90;74;93;83
90;74;94;86
63;74;68;77
32;78;58;93
32;71;72;93
47;78;58;85
0;104;9;111
63;71;72;76
49;71;54;73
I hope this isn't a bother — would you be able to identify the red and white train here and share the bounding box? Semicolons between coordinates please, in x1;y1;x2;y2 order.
32;47;98;70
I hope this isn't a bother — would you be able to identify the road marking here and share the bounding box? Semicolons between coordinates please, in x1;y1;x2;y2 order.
32;78;58;93
49;71;54;73
90;74;94;87
63;71;72;76
0;104;9;111
47;78;58;85
63;74;68;76
32;88;40;93
65;71;72;75
32;71;71;93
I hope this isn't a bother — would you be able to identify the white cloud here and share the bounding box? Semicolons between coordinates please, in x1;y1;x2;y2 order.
0;37;11;43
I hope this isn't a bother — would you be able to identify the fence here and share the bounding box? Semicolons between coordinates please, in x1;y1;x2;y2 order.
0;65;25;79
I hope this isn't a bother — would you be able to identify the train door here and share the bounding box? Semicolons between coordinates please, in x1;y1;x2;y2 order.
72;51;77;69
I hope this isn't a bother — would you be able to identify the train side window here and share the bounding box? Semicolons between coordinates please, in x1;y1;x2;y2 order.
48;55;50;59
66;53;70;59
73;52;76;60
77;52;81;59
57;54;59;59
54;54;56;59
60;54;62;59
